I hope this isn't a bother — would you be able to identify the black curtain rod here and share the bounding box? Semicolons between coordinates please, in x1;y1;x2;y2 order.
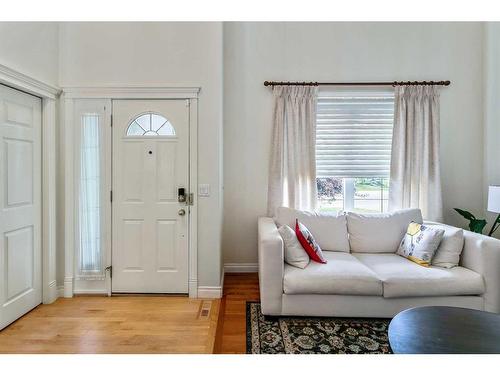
263;80;451;87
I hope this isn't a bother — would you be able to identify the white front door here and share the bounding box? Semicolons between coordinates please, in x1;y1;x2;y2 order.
112;100;189;293
0;85;42;330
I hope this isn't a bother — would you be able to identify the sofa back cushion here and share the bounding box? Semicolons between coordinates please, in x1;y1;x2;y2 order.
425;222;465;268
347;208;423;253
275;207;350;252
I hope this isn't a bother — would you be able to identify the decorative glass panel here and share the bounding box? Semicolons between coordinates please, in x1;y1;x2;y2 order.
127;122;144;136
79;114;102;273
126;113;175;136
151;114;167;131
135;114;150;131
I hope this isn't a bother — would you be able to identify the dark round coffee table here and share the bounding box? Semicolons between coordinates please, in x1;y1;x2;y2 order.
388;306;500;354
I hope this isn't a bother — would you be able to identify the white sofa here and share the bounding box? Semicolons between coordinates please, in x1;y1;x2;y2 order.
258;208;500;317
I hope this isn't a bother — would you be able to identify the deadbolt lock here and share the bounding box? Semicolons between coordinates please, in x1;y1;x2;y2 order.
178;187;186;202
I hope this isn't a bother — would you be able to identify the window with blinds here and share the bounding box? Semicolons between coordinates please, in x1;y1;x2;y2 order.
316;91;394;178
316;91;395;213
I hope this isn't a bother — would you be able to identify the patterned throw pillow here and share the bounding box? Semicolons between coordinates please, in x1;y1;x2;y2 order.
295;219;327;264
397;222;445;267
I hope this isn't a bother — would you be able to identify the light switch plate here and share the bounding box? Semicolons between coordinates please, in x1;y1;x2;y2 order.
198;184;210;197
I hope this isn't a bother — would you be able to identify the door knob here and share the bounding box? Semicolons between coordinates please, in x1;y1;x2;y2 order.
178;209;186;216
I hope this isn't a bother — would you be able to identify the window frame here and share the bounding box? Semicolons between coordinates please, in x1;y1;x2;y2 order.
316;88;394;213
72;99;112;287
78;112;103;275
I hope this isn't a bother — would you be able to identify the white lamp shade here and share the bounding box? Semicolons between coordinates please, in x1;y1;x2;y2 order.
488;186;500;213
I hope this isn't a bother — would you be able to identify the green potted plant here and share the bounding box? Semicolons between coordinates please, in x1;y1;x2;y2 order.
455;186;500;236
454;208;488;234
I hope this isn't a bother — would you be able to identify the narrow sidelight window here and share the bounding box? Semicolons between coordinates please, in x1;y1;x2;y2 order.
79;113;102;273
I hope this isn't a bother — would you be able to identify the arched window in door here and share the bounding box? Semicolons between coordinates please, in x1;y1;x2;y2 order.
126;112;175;136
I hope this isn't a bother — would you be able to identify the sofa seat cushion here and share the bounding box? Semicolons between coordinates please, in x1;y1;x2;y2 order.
354;253;485;298
284;252;383;296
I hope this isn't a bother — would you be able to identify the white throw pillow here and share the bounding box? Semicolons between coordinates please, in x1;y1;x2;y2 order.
426;222;465;268
275;207;349;252
397;222;445;267
346;208;423;253
278;225;310;269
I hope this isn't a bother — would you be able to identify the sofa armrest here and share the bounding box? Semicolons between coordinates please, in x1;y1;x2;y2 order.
461;230;500;313
258;217;284;315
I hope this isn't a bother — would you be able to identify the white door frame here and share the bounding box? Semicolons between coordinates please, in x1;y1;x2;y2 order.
0;63;61;304
62;87;200;298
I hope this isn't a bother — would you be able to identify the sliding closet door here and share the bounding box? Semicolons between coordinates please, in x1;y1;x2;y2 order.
0;84;42;330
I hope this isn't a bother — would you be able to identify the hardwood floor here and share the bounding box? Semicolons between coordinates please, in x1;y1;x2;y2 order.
0;273;259;354
0;296;220;354
215;273;260;354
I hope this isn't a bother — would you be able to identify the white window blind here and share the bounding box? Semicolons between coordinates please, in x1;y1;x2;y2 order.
316;91;395;178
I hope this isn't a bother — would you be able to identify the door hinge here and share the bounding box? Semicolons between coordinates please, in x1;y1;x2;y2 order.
110;114;113;127
185;99;190;107
110;190;113;202
105;266;112;278
187;192;194;206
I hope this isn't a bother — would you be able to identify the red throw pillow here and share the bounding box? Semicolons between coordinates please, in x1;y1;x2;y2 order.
295;219;327;264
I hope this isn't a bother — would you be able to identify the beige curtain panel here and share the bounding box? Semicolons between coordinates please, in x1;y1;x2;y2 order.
389;85;443;221
267;85;318;216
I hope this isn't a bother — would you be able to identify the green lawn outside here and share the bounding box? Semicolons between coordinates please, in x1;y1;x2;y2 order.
356;183;388;192
317;206;383;214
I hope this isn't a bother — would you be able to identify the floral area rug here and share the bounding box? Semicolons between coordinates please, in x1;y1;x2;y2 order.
247;302;392;354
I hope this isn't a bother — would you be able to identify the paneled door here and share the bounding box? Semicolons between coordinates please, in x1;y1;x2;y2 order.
0;84;42;330
112;100;189;293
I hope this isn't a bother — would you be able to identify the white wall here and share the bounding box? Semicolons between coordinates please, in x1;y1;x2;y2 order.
58;22;224;287
223;22;485;265
483;22;500;235
0;22;59;86
0;21;494;285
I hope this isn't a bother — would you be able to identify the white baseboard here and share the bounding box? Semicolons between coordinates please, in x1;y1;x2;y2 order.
57;283;221;298
73;289;108;295
224;263;258;273
43;280;58;304
63;277;73;298
189;279;198;298
59;285;96;297
197;286;222;299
